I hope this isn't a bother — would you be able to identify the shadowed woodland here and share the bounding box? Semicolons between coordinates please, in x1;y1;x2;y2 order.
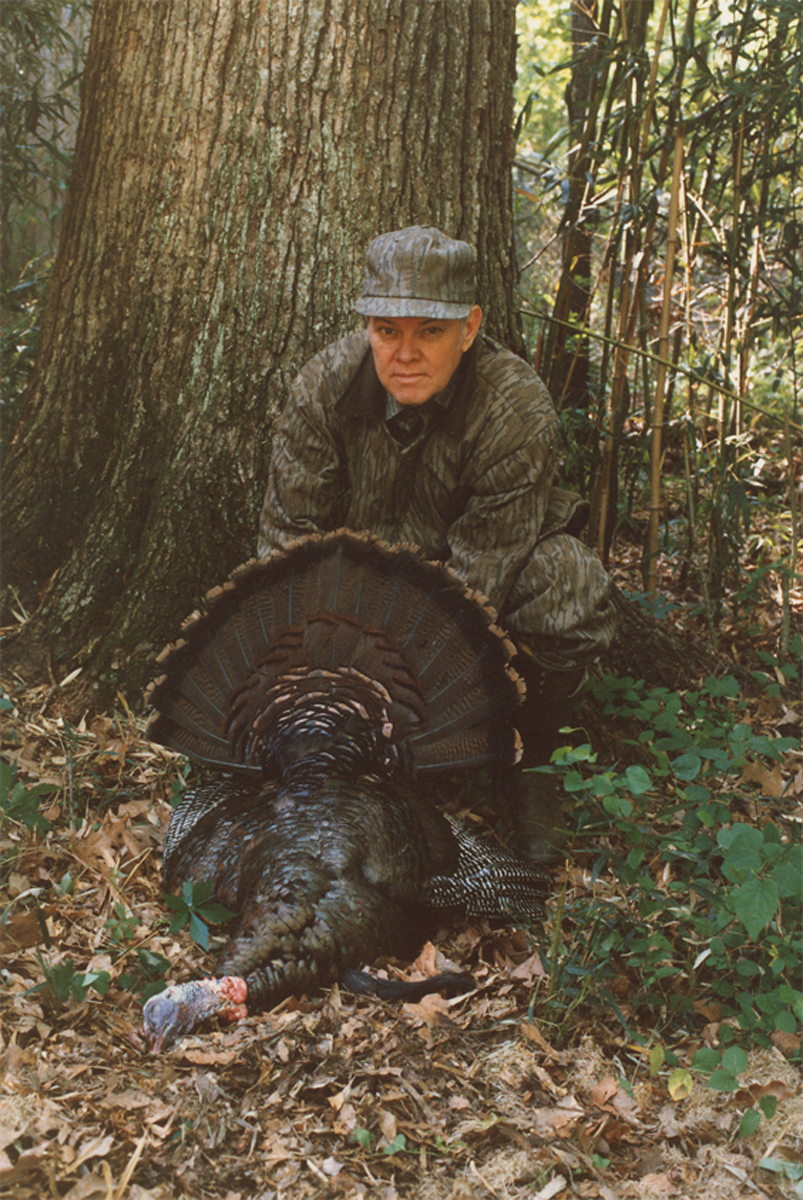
1;1;801;1198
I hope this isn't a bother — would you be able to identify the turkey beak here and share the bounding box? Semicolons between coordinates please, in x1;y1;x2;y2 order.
141;989;187;1054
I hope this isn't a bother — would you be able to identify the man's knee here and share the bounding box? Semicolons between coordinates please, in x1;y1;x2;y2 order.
503;533;616;670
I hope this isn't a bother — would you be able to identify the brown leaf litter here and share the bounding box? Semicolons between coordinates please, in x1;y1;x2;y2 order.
1;640;801;1198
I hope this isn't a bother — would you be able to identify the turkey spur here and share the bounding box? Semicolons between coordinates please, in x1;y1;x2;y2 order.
140;531;549;1053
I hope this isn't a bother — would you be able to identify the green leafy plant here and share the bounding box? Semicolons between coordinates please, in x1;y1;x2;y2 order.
117;947;172;1002
104;900;140;946
162;880;237;950
28;952;111;1011
100;901;172;1000
756;1157;803;1188
352;1128;410;1157
533;661;801;1131
353;1127;374;1150
168;763;191;808
0;759;56;835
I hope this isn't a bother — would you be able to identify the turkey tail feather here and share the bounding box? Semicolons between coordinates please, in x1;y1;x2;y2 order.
146;532;522;779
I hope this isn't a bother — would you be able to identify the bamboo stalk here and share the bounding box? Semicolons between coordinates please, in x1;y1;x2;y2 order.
781;402;799;661
683;434;718;646
646;125;686;600
724;111;747;437
594;265;633;559
737;131;770;405
638;0;672;160
593;0;685;559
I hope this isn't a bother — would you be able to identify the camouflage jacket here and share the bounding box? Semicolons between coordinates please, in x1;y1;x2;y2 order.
258;330;587;618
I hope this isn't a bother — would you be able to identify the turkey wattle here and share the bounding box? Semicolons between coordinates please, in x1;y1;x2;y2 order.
140;531;549;1052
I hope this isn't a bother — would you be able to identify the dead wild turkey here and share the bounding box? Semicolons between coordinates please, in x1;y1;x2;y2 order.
139;531;549;1052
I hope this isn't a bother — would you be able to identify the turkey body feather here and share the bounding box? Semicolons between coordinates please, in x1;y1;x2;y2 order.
140;532;549;1053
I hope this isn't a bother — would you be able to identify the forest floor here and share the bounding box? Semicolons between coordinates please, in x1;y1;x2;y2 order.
1;528;801;1200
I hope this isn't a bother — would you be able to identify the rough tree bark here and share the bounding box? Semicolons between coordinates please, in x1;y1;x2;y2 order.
4;0;521;703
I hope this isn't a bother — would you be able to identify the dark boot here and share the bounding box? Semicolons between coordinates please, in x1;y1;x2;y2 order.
507;658;585;862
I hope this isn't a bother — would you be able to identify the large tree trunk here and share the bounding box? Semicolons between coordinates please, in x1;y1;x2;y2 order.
4;0;521;704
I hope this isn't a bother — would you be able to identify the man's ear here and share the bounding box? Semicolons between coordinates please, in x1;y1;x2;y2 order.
462;305;483;351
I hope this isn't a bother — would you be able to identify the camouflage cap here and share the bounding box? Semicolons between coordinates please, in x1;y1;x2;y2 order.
355;225;477;319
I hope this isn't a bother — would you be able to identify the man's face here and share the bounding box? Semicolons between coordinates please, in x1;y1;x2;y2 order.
367;307;482;406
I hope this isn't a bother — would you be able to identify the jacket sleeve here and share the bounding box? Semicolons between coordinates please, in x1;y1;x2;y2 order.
444;371;558;618
257;365;348;559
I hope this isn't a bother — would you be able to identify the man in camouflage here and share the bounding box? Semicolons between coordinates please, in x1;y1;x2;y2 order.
258;225;616;859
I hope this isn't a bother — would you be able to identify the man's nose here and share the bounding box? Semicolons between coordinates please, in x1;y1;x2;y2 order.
395;333;420;360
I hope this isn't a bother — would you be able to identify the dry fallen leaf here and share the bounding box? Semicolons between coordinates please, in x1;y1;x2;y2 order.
181;1047;237;1065
520;1021;567;1063
509;950;547;983
402;991;451;1025
740;758;785;797
639;1172;679;1195
0;908;44;953
734;1079;795;1106
590;1075;619;1107
378;1109;397;1143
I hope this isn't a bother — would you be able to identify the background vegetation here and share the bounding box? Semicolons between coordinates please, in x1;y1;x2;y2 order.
514;0;800;644
1;0;89;421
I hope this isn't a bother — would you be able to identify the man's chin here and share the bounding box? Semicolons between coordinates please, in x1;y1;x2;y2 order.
392;387;433;406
